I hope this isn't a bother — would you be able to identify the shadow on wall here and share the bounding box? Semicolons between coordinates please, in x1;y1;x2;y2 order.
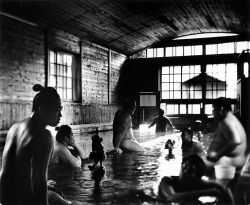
114;60;159;127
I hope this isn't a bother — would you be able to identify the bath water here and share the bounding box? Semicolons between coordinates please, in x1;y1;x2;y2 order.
48;130;183;205
0;127;210;205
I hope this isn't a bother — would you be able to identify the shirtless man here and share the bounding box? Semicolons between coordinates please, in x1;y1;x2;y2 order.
113;99;145;153
0;84;70;205
202;97;247;174
148;109;174;133
50;125;85;168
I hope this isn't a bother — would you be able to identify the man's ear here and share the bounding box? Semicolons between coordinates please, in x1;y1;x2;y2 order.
220;107;225;114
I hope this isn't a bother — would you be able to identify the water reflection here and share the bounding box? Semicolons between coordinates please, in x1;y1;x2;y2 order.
47;133;183;204
0;130;195;204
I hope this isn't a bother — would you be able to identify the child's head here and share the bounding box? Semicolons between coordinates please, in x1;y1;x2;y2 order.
181;127;193;143
165;139;174;149
179;154;206;182
92;135;103;143
55;125;73;143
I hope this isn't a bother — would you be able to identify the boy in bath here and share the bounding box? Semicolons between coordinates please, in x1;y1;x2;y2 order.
88;134;106;170
181;127;205;157
113;99;145;153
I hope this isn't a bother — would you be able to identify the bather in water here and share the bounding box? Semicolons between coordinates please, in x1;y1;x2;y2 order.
113;99;145;153
158;154;234;204
181;127;205;157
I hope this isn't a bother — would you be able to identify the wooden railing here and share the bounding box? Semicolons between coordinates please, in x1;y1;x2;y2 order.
0;101;118;133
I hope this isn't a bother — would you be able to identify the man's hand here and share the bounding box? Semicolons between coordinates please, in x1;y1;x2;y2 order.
114;147;121;154
206;152;219;162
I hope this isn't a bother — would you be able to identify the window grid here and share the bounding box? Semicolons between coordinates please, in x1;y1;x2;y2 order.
206;63;237;99
146;41;250;58
161;63;237;114
49;51;72;100
161;65;201;100
161;103;201;115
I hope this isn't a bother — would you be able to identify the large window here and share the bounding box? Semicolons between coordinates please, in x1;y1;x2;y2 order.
146;38;250;115
49;51;72;100
146;41;250;58
161;63;238;115
206;63;237;99
161;65;201;100
161;103;201;115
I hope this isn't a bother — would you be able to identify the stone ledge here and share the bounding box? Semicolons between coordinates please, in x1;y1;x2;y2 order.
46;122;113;137
70;122;113;134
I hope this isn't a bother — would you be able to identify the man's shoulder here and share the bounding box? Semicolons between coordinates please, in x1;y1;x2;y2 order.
54;142;68;154
162;116;170;121
115;110;130;120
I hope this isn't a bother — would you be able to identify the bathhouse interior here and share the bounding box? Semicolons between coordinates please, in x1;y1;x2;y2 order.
0;0;250;204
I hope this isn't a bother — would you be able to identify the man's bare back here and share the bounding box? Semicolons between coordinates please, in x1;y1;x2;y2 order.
0;118;54;204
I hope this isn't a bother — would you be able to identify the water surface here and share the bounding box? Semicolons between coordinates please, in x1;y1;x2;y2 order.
0;128;210;204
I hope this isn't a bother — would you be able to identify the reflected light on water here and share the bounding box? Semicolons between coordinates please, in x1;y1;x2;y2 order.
139;123;154;132
1;129;207;205
47;131;184;204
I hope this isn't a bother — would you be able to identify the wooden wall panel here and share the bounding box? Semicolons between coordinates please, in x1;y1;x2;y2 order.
0;101;117;131
0;102;32;130
82;41;109;104
0;15;125;134
111;51;126;104
49;28;80;54
0;16;45;101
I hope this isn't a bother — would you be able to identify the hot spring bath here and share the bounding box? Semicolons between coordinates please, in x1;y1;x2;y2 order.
0;128;210;205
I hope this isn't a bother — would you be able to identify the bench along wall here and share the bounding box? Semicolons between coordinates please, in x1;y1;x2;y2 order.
0;15;126;134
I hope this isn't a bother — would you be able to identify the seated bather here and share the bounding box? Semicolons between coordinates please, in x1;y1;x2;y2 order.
50;125;85;167
202;97;247;175
158;154;234;204
113;99;145;153
181;127;205;157
0;84;71;205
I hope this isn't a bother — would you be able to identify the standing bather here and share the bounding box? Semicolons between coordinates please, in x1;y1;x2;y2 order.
50;125;85;168
148;109;175;133
113;99;145;153
0;84;70;205
202;97;247;174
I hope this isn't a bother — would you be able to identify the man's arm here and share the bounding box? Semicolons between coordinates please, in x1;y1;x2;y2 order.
71;142;85;159
31;130;53;205
166;117;174;129
113;116;129;151
193;141;206;156
148;118;156;128
207;121;240;162
58;146;82;167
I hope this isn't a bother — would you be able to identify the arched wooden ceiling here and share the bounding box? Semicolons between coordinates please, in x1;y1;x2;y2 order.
1;0;249;56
